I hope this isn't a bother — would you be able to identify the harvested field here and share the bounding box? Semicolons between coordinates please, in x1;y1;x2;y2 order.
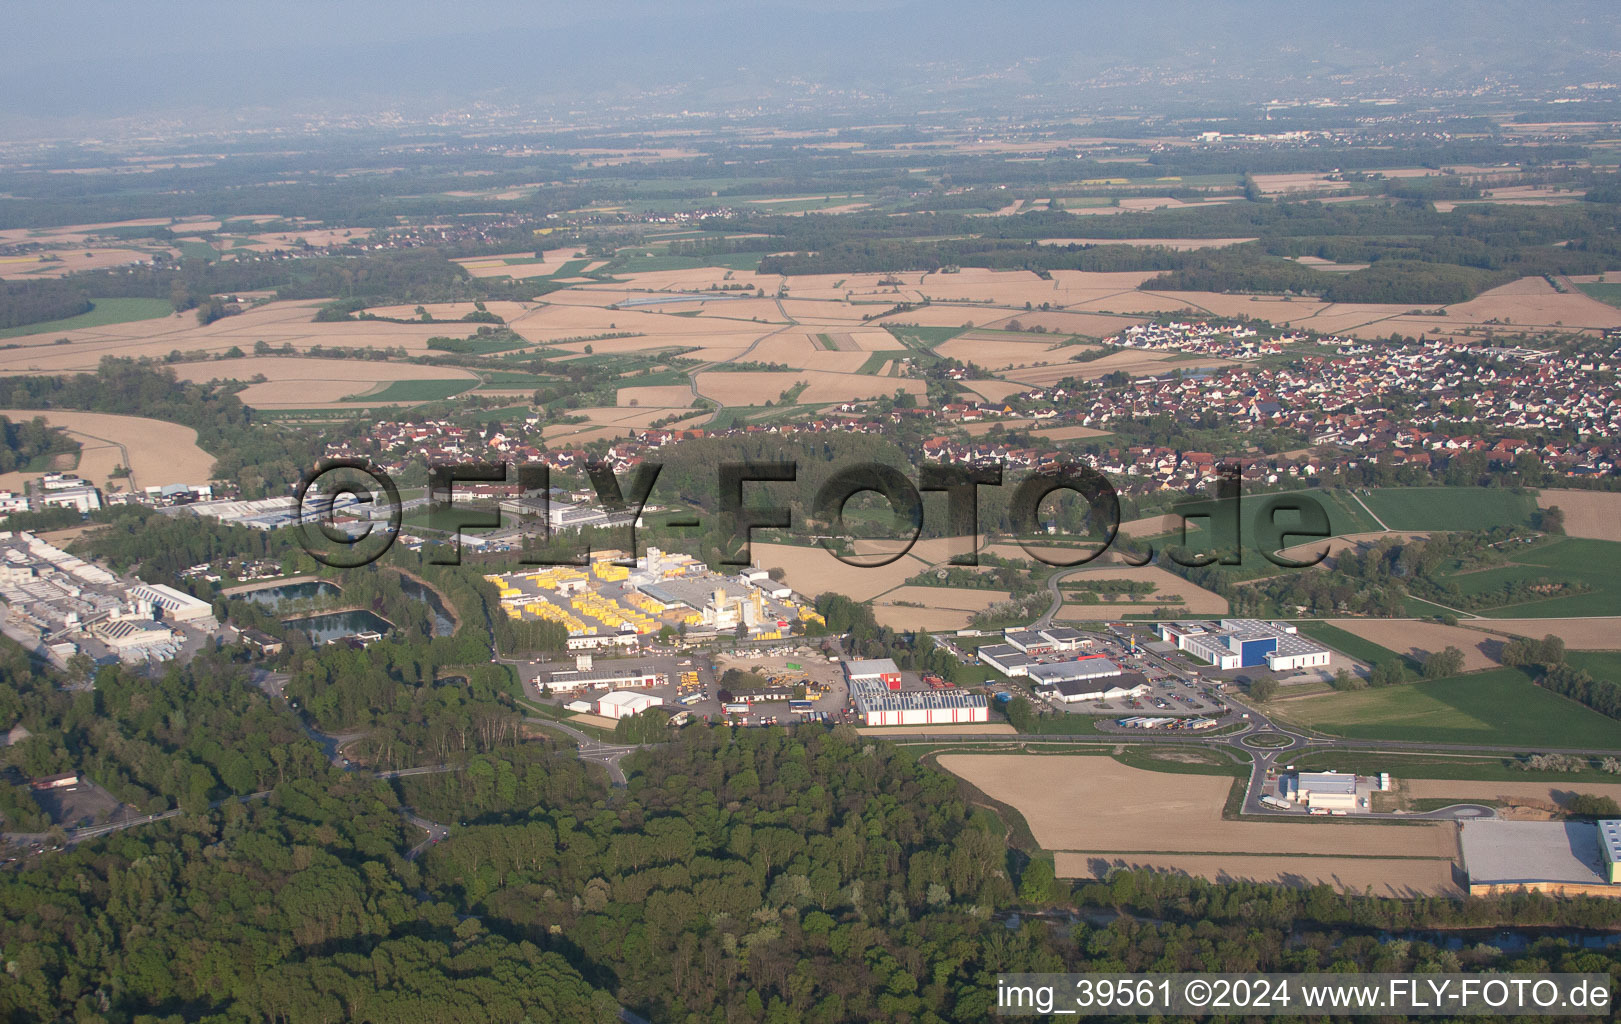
940;754;1455;856
616;385;696;407
876;585;1010;611
750;541;932;602
1537;489;1621;542
539;425;624;445
956;380;1030;403
364;300;535;323
171;357;479;407
981;542;1099;564
1119;514;1181;537
1002;350;1193;386
978;312;1147;337
1029;425;1111;441
1056;853;1460;897
1459;617;1621;651
0;248;158;279
1066;197;1239;216
873;605;979;631
746;331;869;373
0;300;465;374
1056;565;1229;615
934;335;1065;370
695;370;925;406
859;723;1016;736
1276;531;1428;566
1322;619;1504;670
1403;779;1621;807
908;269;1163;311
0;409;214;491
823;329;901;351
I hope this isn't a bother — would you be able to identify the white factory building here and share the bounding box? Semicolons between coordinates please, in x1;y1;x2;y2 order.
849;679;988;726
595;690;664;719
1156;619;1330;672
543;666;663;694
1001;627;1092;655
1037;676;1151;702
1290;771;1359;810
127;583;215;624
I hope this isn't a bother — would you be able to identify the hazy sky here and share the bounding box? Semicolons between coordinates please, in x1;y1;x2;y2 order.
4;1;1617;131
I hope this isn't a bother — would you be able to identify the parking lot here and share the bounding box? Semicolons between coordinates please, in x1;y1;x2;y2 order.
993;627;1235;719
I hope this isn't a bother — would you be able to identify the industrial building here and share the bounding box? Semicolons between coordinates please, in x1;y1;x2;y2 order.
1001;628;1097;655
1036;675;1150;702
1461;820;1621;897
0;531;219;665
1003;630;1054;655
1027;657;1123;686
128;583;215;624
595;690;664;719
1604;820;1621;884
1155;619;1330;672
541;666;663;694
849;679;987;726
1036;627;1092;652
1289;771;1360;810
844;658;902;690
487;546;817;645
978;644;1037;677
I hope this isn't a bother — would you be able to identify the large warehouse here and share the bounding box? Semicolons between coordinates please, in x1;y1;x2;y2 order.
849;679;988;726
1156;619;1330;672
596;690;663;719
844;658;903;690
128;582;215;624
1035;675;1150;703
1027;657;1122;686
978;644;1036;677
1289;771;1360;810
541;666;663;694
1461;819;1621;897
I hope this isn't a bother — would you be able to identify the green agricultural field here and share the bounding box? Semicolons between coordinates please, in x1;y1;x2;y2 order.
345;379;474;404
856;350;910;374
1288;749;1621;783
1314;488;1384;534
705;252;768;271
1566;651;1621;683
176;239;219;263
1358;486;1538;531
612;253;708;273
883;325;969;349
1576;282;1621;309
477;370;557;385
0;297;175;339
1273;667;1621;747
1435;537;1621;617
1136;486;1383;582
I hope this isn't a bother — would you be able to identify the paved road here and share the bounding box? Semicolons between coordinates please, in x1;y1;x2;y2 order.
526;717;647;786
401;809;450;861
